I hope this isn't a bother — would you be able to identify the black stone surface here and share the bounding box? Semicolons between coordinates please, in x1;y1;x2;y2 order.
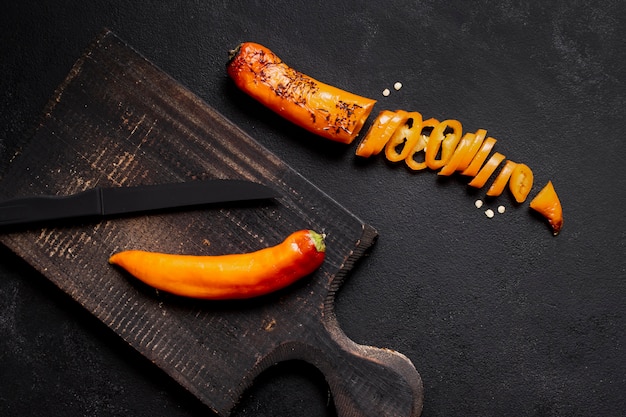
1;1;625;416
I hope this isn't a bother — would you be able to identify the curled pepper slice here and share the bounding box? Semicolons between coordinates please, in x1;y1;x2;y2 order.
468;152;506;188
425;119;462;170
109;230;326;300
405;118;439;171
385;112;424;162
509;163;534;203
456;129;487;172
461;136;497;177
439;132;476;176
486;160;518;197
356;110;408;157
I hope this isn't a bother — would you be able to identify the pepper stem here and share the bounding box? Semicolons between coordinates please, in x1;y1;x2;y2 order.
308;230;326;253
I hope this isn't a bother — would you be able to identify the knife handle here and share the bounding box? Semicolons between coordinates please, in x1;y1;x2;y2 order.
0;188;103;227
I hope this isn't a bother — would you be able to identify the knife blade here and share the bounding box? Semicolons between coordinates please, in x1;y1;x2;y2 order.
0;179;279;228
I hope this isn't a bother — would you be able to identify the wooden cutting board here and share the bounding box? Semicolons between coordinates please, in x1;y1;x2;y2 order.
0;30;423;417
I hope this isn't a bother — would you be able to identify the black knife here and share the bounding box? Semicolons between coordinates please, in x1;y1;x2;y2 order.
0;179;279;228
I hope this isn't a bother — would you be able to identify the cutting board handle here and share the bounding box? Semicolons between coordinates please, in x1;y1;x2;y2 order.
282;322;423;417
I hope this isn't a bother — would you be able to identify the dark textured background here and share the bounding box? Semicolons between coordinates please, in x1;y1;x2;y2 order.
1;1;625;416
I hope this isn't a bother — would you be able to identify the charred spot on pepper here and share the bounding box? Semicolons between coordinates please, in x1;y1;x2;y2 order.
250;49;272;68
266;70;318;106
333;101;362;129
336;100;363;117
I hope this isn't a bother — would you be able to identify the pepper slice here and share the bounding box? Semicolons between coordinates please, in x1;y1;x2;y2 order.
438;132;475;176
486;160;518;197
456;129;487;172
530;181;563;235
385;112;423;162
356;110;408;157
425;119;462;170
405;118;440;171
461;136;497;177
468;152;506;188
509;163;534;203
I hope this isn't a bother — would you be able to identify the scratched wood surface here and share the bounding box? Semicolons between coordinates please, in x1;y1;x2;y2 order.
0;30;423;417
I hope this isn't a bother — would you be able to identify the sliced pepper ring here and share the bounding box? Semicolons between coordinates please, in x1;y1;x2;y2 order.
385;112;424;162
461;136;497;177
456;129;487;172
425;119;462;170
356;110;409;157
509;163;534;203
486;160;518;197
468;152;506;188
439;132;476;176
405;118;440;171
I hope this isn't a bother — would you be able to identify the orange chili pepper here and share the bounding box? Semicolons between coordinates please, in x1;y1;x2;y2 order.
227;42;376;144
109;230;326;300
530;181;563;235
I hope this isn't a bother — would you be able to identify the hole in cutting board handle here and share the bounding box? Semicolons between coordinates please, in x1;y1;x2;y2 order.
269;336;424;417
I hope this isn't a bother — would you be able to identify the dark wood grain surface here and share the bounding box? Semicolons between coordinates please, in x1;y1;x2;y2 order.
1;2;625;417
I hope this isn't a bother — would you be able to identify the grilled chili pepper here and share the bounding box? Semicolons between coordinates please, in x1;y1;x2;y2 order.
109;230;326;300
227;42;376;144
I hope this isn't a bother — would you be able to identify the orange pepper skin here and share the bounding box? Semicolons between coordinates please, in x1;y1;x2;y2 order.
530;181;563;235
227;42;376;144
509;163;534;203
404;118;439;171
109;230;326;300
461;137;497;177
356;110;408;157
486;160;518;197
356;110;394;157
468;152;506;188
438;132;475;176
385;112;423;162
456;129;487;172
425;119;462;170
